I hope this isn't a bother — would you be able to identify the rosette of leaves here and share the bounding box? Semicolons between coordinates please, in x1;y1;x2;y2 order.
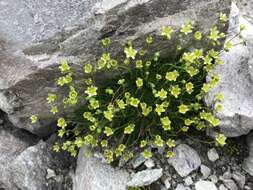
31;13;245;163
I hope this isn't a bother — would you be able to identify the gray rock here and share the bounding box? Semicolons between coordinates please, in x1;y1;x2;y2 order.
222;179;238;190
195;180;217;190
175;184;191;190
73;147;129;190
144;158;155;168
184;176;194;186
46;168;56;179
207;148;219;162
209;175;219;184
127;169;163;187
232;172;245;188
163;178;171;189
131;154;146;169
205;2;253;137
200;165;211;179
219;184;228;190
168;144;201;177
0;0;231;136
243;131;253;176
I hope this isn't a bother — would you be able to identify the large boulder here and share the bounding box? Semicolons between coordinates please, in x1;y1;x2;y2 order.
205;2;253;137
0;0;231;137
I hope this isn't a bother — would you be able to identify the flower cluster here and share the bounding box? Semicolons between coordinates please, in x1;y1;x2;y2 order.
31;14;241;163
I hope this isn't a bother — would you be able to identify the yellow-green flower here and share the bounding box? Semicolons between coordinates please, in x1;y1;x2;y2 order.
161;26;173;39
185;119;193;126
136;78;143;88
85;85;98;98
185;82;194;94
130;97;140;108
182;126;189;132
30;115;38;124
57;118;67;128
154;135;164;147
104;127;114;137
102;38;111;47
84;64;93;74
170;85;181;98
146;35;153;44
208;26;220;41
216;133;226;147
202;83;210;93
124;46;137;59
118;79;125;85
142;149;152;159
50;106;58;115
166;139;175;148
89;98;100;109
116;99;126;110
140;103;152;116
160;116;171;131
136;60;143;68
124;124;135;134
140;140;148;148
101;140;108;147
194;31;202;40
224;41;233;51
215;103;223;112
155;88;168;100
166;150;175;158
105;88;114;95
59;59;70;73
165;70;179;81
47;93;57;104
178;104;189;114
220;13;228;23
103;110;114;121
186;66;199;77
180;22;193;35
215;93;224;101
155;104;166;116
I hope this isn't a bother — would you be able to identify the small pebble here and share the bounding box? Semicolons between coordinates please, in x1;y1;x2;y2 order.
207;148;219;162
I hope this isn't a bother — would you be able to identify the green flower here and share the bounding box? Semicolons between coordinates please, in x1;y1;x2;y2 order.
180;22;193;35
59;59;70;73
220;13;228;23
140;103;152;116
215;103;223;112
142;149;152;159
101;140;108;147
57;118;67;128
156;74;162;80
155;88;168;100
136;60;143;68
30;115;38;124
185;82;194;94
104;127;114;137
116;99;126;110
165;70;179;81
170;85;181;98
202;83;210;93
102;38;111;47
166;151;175;158
215;93;224;101
47;93;57;104
154;135;164;147
103;110;114;121
166;139;175;148
130;97;140;107
161;26;173;39
105;88;114;95
216;133;226;147
50;106;58;115
186;66;199;77
89;98;100;109
160;116;171;131
85;86;98;98
124;124;135;134
194;31;202;40
136;78;143;88
208;26;220;41
178;104;189;114
118;79;125;85
84;64;93;74
185;119;193;126
155;104;166;116
140;140;148;148
124;46;137;59
146;35;153;44
224;41;233;51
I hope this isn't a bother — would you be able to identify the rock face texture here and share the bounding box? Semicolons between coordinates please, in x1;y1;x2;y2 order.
0;0;231;137
205;2;253;137
73;147;129;190
243;132;253;176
